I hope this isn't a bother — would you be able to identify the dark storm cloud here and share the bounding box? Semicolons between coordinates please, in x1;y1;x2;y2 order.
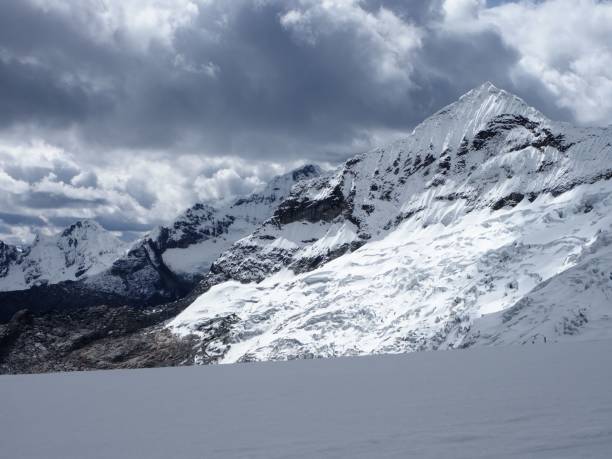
413;27;573;123
4;161;80;184
0;1;118;129
0;212;46;227
17;191;108;209
0;0;537;162
48;214;151;233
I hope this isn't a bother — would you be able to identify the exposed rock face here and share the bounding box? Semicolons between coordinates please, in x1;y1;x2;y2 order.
0;305;193;374
275;181;350;225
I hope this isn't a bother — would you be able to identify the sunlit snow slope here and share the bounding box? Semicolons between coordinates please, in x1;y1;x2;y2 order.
169;82;612;363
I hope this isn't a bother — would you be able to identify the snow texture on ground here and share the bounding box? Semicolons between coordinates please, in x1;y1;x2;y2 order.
1;339;611;459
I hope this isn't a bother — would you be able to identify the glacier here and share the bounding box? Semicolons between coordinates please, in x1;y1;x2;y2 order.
169;82;612;363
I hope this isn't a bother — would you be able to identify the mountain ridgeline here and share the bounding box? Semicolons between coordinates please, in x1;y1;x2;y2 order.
0;165;322;321
2;83;612;373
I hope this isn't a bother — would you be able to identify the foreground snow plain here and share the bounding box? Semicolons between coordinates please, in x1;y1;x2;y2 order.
2;339;611;459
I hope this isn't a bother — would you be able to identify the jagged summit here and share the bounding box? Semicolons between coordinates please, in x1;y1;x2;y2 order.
456;81;531;109
463;81;507;97
400;83;546;158
28;219;109;247
456;81;542;117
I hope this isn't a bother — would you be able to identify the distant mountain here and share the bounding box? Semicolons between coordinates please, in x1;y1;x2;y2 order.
0;220;127;292
4;83;612;373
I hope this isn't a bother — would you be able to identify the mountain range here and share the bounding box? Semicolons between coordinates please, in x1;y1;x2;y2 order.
0;165;321;321
2;82;612;373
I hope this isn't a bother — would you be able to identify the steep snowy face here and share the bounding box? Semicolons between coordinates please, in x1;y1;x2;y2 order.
169;83;612;363
0;220;127;292
230;164;323;221
463;230;612;347
158;164;323;276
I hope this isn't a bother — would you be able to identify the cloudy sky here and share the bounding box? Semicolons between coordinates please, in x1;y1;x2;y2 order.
0;0;611;243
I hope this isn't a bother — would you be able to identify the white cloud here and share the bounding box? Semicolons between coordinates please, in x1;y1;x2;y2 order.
0;170;29;194
442;0;485;23
0;138;296;243
489;0;612;125
194;168;265;203
443;0;612;126
280;0;424;83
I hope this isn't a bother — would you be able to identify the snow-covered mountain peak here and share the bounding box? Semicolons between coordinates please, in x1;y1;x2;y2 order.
456;81;534;114
0;219;126;291
405;83;547;155
54;219;124;253
462;81;508;99
168;83;612;364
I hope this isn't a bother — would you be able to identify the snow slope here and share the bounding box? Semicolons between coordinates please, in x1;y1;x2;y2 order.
2;340;611;459
0;220;127;292
169;83;612;362
463;230;612;346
